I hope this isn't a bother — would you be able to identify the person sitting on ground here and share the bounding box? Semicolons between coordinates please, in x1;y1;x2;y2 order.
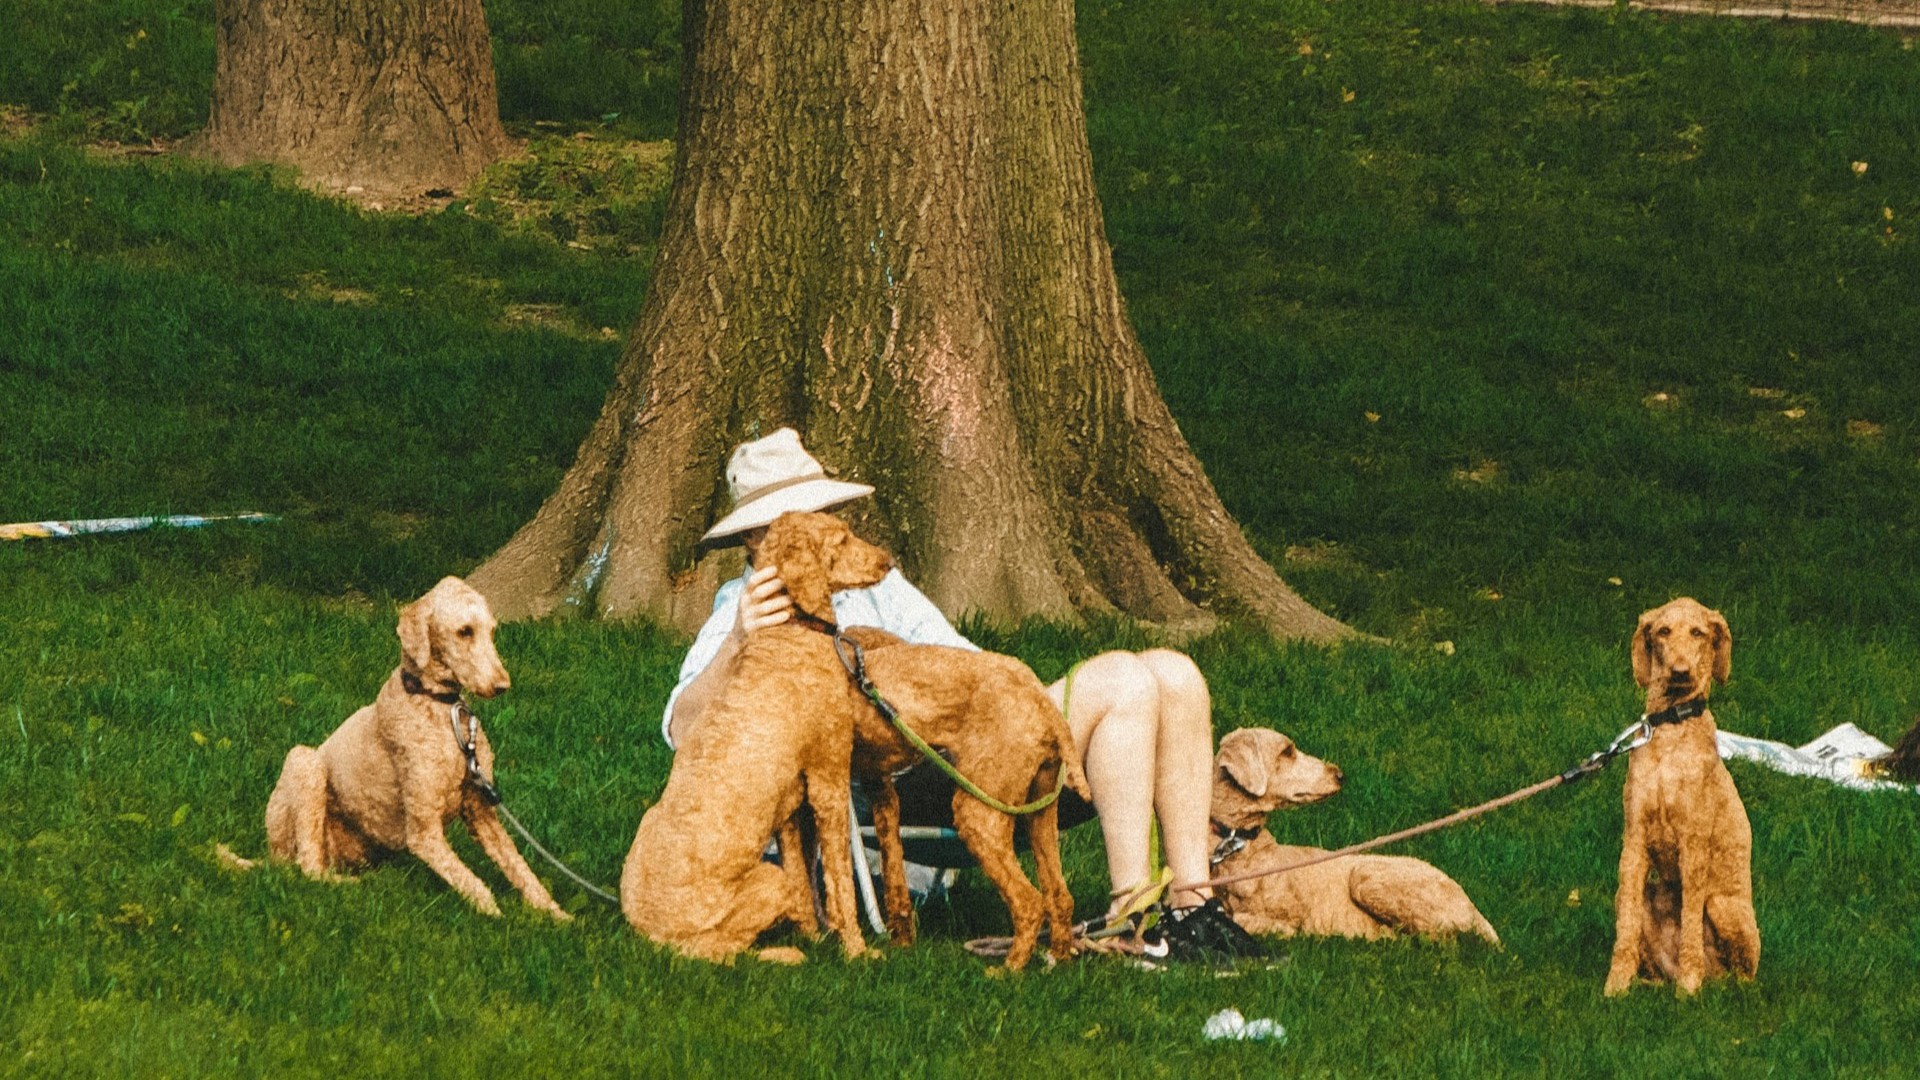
661;428;1265;963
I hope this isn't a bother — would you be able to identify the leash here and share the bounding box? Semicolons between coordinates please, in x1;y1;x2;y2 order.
1104;717;1657;920
830;631;1070;816
448;699;620;906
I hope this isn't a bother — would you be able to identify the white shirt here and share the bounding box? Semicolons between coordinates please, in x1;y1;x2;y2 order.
661;568;980;747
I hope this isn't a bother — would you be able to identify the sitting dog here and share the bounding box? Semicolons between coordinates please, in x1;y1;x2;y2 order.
1605;597;1760;996
754;512;1091;971
238;577;568;920
618;513;895;963
1207;727;1499;945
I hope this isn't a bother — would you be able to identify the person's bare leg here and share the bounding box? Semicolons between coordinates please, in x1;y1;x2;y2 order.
1048;652;1161;909
1137;648;1217;909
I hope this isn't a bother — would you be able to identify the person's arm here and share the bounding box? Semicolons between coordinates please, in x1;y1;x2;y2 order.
662;565;793;747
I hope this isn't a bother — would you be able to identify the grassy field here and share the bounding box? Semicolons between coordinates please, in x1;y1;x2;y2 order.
6;0;1920;1074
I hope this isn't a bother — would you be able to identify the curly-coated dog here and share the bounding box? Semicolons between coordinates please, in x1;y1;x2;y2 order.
236;577;568;920
618;512;894;963
754;512;1090;971
1605;597;1759;996
1207;727;1499;944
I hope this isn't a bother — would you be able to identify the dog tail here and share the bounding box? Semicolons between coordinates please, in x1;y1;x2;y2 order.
1049;709;1092;802
214;843;259;872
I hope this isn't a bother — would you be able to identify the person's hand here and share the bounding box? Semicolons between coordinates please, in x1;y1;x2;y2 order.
735;563;793;634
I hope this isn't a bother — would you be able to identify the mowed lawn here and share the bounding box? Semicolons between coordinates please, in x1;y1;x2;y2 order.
4;0;1920;1074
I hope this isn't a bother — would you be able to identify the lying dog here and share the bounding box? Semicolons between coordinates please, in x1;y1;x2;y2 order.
618;513;893;963
1208;728;1499;945
232;577;568;920
1605;597;1760;996
756;512;1091;971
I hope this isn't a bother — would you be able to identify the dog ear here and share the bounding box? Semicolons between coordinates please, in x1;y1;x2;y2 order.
824;522;894;591
761;514;834;622
1631;609;1657;688
1708;607;1732;685
397;595;435;675
1216;731;1270;799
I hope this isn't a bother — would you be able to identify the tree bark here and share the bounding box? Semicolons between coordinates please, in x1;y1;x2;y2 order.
197;0;513;196
470;0;1351;643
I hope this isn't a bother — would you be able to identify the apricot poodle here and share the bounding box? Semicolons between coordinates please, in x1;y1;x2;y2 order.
1605;597;1760;996
243;577;568;920
1208;727;1499;944
618;512;893;963
753;512;1090;970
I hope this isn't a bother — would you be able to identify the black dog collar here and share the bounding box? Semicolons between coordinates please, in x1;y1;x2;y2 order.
1209;823;1263;865
400;669;463;705
1644;696;1708;729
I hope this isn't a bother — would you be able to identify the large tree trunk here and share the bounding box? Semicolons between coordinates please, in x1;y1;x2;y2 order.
197;0;513;197
470;0;1351;643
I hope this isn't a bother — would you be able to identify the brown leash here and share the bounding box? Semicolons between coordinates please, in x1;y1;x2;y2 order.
1106;719;1655;920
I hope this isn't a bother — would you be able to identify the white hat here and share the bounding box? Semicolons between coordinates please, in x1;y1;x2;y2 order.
701;428;874;542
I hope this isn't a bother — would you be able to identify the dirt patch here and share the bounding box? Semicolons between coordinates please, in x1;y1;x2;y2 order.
1489;0;1920;29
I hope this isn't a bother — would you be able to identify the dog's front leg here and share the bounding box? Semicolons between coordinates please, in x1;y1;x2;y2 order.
1605;837;1650;996
461;793;571;921
1673;840;1713;995
776;814;819;937
404;804;501;916
806;760;868;958
868;775;916;945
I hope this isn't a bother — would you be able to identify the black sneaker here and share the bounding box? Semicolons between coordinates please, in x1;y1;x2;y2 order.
1138;898;1270;965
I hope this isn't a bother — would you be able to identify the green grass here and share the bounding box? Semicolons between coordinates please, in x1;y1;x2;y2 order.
6;0;1920;1074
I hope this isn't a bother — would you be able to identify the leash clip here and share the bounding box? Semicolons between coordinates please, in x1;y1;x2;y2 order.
450;700;503;806
1560;720;1652;785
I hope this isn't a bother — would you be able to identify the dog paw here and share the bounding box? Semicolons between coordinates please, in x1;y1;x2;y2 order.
755;946;807;965
545;905;574;923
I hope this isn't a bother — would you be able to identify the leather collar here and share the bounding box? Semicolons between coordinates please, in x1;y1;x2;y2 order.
400;669;463;705
1644;696;1708;729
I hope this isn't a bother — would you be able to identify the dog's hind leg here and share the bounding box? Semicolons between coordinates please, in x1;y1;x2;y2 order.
1025;789;1076;965
266;746;333;878
954;795;1043;971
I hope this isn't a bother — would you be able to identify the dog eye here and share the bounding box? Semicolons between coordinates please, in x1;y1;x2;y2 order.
457;626;475;639
1280;745;1296;758
1656;627;1671;637
1690;628;1706;638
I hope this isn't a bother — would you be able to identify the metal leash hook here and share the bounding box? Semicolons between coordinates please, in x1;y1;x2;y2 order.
450;700;503;806
1559;719;1652;785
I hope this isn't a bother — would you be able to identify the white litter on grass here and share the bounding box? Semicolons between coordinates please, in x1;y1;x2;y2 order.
1202;1008;1286;1043
1717;723;1917;793
0;512;276;541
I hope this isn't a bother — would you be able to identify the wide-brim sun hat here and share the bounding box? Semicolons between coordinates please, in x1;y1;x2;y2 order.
701;427;875;543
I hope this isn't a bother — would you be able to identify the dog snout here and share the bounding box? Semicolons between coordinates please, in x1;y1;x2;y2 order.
1332;765;1345;786
478;668;511;698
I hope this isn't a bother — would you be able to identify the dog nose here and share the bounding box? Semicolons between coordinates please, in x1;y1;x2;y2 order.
1332;767;1344;785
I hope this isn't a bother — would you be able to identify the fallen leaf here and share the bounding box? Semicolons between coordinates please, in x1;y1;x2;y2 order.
1341;88;1356;103
1433;640;1456;656
1782;408;1806;420
1608;577;1623;586
1298;40;1313;56
1364;411;1381;423
1566;889;1581;907
1847;419;1883;438
1851;160;1869;175
1748;387;1785;399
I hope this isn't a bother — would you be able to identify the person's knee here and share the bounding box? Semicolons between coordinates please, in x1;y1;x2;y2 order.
1075;651;1161;722
1138;648;1207;702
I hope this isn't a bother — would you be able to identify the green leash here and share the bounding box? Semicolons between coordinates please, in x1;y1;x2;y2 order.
835;634;1079;816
